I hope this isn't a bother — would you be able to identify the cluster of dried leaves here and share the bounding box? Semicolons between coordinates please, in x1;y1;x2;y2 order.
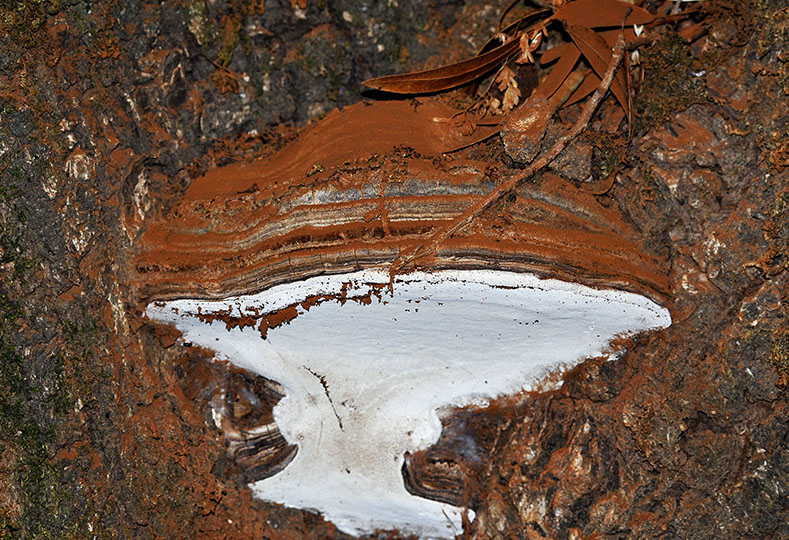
375;0;705;273
364;0;701;133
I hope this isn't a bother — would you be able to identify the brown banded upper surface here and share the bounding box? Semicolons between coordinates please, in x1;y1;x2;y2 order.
132;98;670;306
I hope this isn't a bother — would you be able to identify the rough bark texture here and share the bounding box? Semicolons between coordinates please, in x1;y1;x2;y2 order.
0;1;786;539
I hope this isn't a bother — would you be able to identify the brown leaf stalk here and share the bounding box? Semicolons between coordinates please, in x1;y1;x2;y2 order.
389;32;628;277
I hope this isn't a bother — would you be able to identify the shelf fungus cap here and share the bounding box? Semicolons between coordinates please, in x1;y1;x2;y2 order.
136;100;672;538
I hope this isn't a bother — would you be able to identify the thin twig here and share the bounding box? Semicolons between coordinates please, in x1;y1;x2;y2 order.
389;33;628;277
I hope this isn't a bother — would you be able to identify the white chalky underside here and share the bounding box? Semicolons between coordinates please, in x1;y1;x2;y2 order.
147;270;671;539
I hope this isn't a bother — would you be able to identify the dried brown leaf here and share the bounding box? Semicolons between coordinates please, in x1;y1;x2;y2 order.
551;0;655;28
550;68;586;108
362;38;520;94
540;42;574;65
599;26;638;46
489;97;503;114
534;44;581;100
496;65;517;92
502;82;521;112
564;71;600;106
564;23;629;115
516;32;533;64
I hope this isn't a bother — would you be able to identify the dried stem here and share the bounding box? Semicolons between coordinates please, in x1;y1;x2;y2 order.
389;32;628;277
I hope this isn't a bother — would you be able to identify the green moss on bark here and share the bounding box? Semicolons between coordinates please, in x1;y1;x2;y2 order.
636;30;707;133
0;164;80;538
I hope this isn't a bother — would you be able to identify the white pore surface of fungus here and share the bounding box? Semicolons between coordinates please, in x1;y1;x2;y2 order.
147;270;671;539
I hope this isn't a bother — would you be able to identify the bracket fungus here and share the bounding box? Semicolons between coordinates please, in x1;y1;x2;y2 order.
135;100;672;538
148;270;668;537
